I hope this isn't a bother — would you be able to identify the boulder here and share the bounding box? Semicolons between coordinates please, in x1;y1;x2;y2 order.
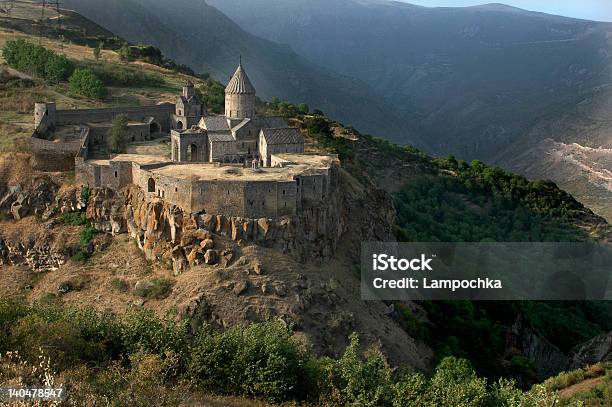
10;203;28;220
257;218;271;240
187;246;203;266
200;238;215;250
171;246;188;275
204;249;218;265
219;249;234;267
252;263;264;275
199;214;216;230
233;280;248;296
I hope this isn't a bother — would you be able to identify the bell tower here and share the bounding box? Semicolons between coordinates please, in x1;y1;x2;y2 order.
225;59;256;119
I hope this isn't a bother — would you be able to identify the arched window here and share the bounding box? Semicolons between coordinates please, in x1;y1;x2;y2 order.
187;144;198;162
147;178;155;193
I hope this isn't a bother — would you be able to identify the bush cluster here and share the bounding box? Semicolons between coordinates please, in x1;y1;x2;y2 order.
2;39;74;83
69;68;107;99
83;61;164;87
0;300;566;406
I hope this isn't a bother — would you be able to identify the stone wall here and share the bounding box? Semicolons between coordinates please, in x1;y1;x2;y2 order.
209;139;237;162
225;93;255;120
55;104;174;130
31;127;88;171
84;164;394;265
171;130;208;162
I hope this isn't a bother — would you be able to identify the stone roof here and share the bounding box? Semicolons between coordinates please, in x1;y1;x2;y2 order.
225;64;256;95
261;128;304;145
230;118;251;132
254;116;287;129
177;95;200;105
200;116;230;131
208;133;235;142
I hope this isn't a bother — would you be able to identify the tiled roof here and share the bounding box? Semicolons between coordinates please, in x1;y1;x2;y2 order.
261;128;304;145
230;118;251;132
201;116;230;131
208;132;235;142
254;116;287;129
225;64;256;95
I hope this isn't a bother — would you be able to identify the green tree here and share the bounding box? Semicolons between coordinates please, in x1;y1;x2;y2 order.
93;45;101;61
69;68;107;99
297;103;309;115
118;43;132;61
108;114;129;153
2;39;74;83
45;54;74;83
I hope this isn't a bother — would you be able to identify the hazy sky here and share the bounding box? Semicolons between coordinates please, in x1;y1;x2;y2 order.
402;1;612;22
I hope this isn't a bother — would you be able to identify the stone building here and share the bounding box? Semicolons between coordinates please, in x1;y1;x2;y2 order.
171;81;204;130
225;62;255;119
259;128;305;167
170;62;304;165
34;59;327;222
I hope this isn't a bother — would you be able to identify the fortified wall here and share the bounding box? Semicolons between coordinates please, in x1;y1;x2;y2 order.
34;102;175;130
31;103;175;171
30;127;89;171
77;154;339;220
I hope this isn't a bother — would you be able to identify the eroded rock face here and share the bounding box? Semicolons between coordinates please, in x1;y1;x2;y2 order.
569;332;612;370
83;168;395;267
0;178;60;220
0;233;73;272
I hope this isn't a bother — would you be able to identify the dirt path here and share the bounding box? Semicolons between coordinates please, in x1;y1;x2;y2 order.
558;376;606;399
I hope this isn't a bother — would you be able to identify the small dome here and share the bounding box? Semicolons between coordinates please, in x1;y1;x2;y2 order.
225;63;256;95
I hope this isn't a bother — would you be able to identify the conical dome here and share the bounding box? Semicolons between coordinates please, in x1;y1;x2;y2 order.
225;63;256;95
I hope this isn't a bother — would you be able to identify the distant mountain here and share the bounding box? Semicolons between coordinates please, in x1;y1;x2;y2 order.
208;0;612;220
61;0;417;143
209;0;612;153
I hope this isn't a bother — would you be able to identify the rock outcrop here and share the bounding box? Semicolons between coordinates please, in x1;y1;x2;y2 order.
568;331;612;370
83;168;395;269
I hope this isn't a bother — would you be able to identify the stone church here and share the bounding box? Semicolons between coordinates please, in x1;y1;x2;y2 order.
170;63;304;166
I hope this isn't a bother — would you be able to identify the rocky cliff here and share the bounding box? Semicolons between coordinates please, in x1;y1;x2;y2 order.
84;167;395;271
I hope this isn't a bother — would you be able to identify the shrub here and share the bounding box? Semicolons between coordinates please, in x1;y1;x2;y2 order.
80;185;91;202
425;356;488;407
118;43;132;61
10;314;106;370
315;333;394;406
93;45;101;61
84;61;164;87
61;212;87;226
188;321;307;402
69;68;107;99
0;301;561;405
391;372;429;407
2;39;74;83
119;310;187;358
110;278;129;293
134;278;174;300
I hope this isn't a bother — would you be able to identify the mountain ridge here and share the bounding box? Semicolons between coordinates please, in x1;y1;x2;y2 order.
61;0;419;145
